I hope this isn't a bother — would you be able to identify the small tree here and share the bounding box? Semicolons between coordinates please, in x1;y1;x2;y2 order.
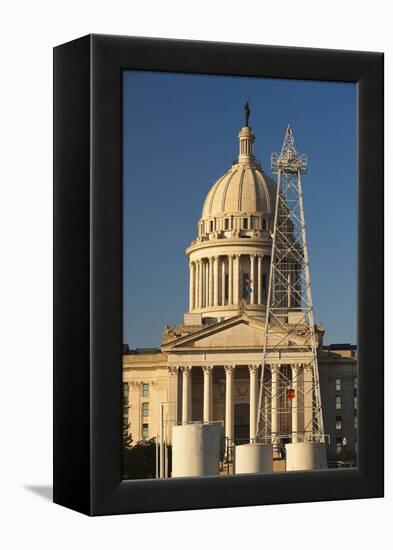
122;394;133;448
122;421;133;449
123;438;158;479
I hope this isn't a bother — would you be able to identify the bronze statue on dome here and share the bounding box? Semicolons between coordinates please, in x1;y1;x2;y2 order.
244;101;250;127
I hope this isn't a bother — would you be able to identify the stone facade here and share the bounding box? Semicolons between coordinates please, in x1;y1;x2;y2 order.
123;332;357;466
319;344;357;464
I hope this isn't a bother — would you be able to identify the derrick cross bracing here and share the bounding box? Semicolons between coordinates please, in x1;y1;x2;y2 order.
256;125;325;450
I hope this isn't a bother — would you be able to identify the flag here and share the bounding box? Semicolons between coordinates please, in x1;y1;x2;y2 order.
286;388;296;401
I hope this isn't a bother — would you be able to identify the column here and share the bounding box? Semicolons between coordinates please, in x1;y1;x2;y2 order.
257;255;262;305
287;266;291;308
189;262;194;311
195;261;199;309
181;366;192;423
228;255;233;305
193;262;196;310
234;255;240;305
271;365;278;446
249;365;258;441
213;256;219;307
224;365;235;443
208;258;213;307
168;366;180;424
251;255;256;305
303;364;313;439
291;364;299;443
202;365;213;422
198;260;203;309
202;260;206;307
221;258;226;305
205;259;211;307
207;260;210;307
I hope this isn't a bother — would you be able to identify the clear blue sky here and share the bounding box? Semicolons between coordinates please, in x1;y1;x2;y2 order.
123;71;357;348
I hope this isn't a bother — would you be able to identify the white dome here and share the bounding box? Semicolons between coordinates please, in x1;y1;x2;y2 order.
201;163;276;220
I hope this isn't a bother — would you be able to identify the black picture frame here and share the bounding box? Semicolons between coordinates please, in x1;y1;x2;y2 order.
53;34;384;516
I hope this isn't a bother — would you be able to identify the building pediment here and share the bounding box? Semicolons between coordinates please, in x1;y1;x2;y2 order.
162;313;310;352
192;319;264;349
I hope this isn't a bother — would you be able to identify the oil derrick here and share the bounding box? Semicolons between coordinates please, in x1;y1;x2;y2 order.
256;126;327;470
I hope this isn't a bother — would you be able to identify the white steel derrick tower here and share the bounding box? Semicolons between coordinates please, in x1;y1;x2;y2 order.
256;126;326;455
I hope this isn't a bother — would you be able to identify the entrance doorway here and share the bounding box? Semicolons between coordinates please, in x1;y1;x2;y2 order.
234;403;249;444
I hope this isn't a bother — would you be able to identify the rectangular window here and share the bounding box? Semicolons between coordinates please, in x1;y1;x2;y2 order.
142;383;149;397
335;416;342;430
142;402;149;417
224;218;230;230
142;423;149;440
224;273;229;301
209;220;214;232
262;218;266;230
336;395;342;410
336;437;343;455
242;218;248;229
335;378;341;391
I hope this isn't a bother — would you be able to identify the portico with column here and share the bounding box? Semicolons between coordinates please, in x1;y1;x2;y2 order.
171;359;264;444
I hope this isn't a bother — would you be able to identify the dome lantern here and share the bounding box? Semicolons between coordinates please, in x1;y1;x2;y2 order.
238;101;256;165
238;126;256;164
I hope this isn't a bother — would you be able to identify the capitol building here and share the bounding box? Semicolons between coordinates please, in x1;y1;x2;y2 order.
123;113;357;470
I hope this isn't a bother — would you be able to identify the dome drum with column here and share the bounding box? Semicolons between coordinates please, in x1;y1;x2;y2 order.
186;251;271;320
185;124;277;322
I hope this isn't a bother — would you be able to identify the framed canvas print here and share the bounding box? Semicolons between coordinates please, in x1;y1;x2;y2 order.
53;34;384;516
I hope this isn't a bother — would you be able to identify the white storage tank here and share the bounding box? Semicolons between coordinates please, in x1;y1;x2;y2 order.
285;442;327;471
172;422;223;478
235;443;273;474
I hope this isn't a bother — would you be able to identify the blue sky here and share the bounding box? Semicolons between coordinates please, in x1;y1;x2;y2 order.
123;71;357;348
